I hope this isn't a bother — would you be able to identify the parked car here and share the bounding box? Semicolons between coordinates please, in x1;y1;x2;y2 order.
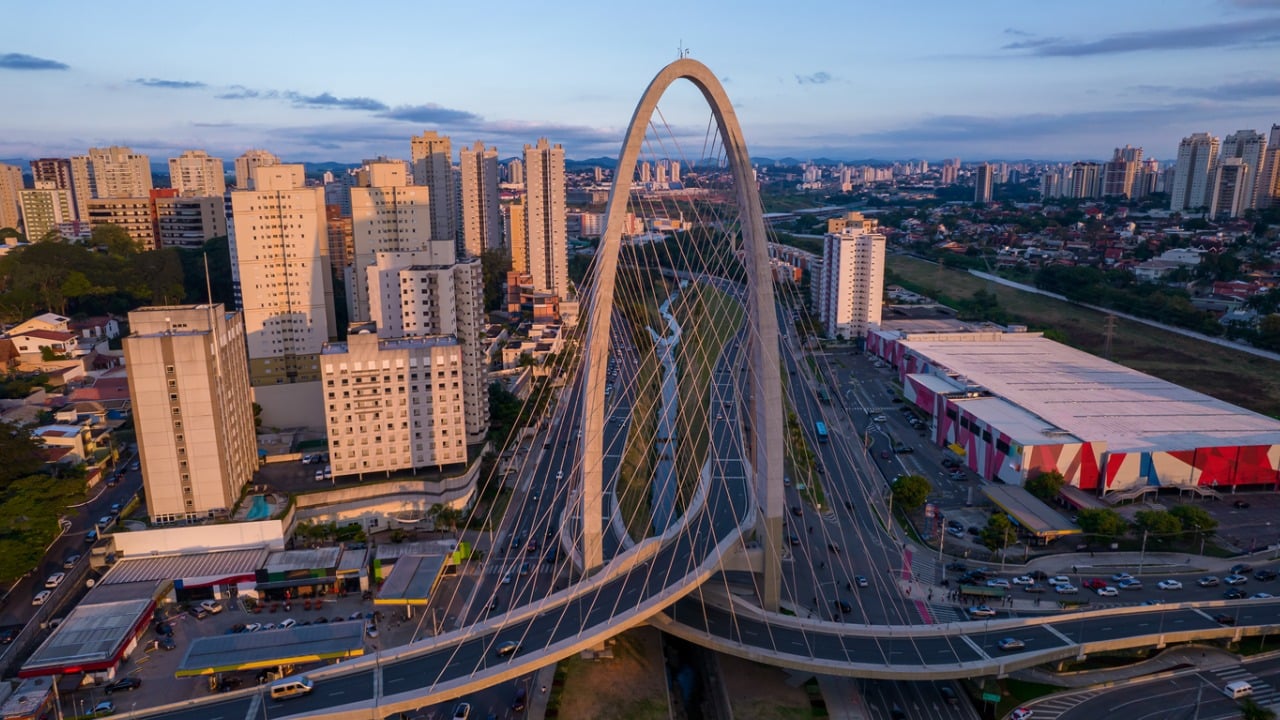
1234;500;1251;509
365;621;378;638
91;700;116;717
104;678;142;694
199;599;224;614
452;703;472;720
188;606;209;620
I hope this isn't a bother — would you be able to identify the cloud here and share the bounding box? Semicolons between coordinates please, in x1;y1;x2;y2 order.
0;52;68;71
1227;0;1280;7
284;91;388;112
794;71;833;85
1006;16;1280;56
133;78;207;90
379;103;482;124
216;85;273;100
1178;77;1280;100
191;121;234;128
1003;28;1033;37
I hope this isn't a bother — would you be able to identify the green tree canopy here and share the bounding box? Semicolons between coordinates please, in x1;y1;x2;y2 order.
1134;509;1183;537
1169;504;1218;537
1025;470;1066;503
981;512;1017;551
1077;508;1129;539
891;474;931;511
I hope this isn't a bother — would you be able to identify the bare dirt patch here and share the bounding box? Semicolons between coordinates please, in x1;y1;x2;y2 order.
720;653;813;720
552;627;669;720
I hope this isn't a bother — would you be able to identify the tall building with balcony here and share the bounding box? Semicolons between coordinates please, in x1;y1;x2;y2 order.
0;163;22;232
348;161;450;323
505;199;528;274
321;327;468;478
124;304;257;525
1171;133;1219;212
19;183;75;240
818;212;885;341
87;197;156;248
154;195;227;247
234;149;280;190
1209;158;1251;219
410;131;457;247
366;253;488;443
524;138;568;298
29;158;83;220
229;164;336;385
459;141;501;257
973;163;993;203
71;146;153;201
1102;146;1143;198
169;150;227;197
1221;129;1268;211
1258;124;1280;209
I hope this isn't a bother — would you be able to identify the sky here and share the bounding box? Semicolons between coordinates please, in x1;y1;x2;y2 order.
2;0;1279;165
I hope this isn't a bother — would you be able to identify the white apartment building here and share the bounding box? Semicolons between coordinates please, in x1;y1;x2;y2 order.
71;145;153;200
348;161;448;322
367;252;489;443
234;149;280;190
459;141;502;257
1209;157;1251;219
19;183;75;240
1221;129;1268;211
169;150;227;197
524;138;568;298
818;213;885;341
0;163;22;232
229;164;336;385
410;131;457;247
123;304;257;525
322;328;468;477
1170;133;1219;212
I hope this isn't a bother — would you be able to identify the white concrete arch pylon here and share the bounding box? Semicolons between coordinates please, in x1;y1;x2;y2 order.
578;58;784;609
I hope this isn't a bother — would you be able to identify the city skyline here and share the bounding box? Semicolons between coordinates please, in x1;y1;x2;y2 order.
1;1;1278;163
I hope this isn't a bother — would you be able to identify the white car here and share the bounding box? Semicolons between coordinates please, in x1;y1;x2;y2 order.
1011;575;1035;585
199;599;224;614
1055;584;1079;594
1047;575;1071;586
986;579;1011;589
1112;572;1135;582
1095;586;1118;597
1252;592;1274;599
1225;574;1249;585
1012;709;1034;720
968;605;997;618
872;415;887;423
44;572;66;589
1157;579;1183;591
32;590;52;606
502;572;512;585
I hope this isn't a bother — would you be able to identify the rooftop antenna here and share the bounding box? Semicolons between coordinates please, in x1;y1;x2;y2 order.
678;40;690;59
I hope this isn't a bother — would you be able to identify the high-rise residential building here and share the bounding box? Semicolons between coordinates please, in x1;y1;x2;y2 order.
326;205;354;275
818;212;885;341
670;160;681;184
154;196;228;247
234;149;280;190
410;130;457;246
1170;133;1219;212
348;161;448;323
29;158;82;220
524;138;568;298
504;158;524;186
974;163;993;203
229;164;336;385
1209;158;1251;219
366;253;488;442
940;163;959;185
1039;172;1060;199
169;150;227;197
1258;125;1280;209
321;327;468;478
19;183;75;240
1066;161;1102;199
1221;129;1268;211
506;199;528;273
0;163;22;232
87;197;156;248
72;145;154;200
1102;145;1143;198
459;141;502;257
124;304;257;525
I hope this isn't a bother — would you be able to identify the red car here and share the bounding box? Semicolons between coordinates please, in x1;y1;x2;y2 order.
1082;578;1107;590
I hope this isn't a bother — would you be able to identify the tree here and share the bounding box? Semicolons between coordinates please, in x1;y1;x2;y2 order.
1169;504;1218;538
0;423;46;490
1134;509;1182;537
981;512;1017;551
1241;698;1277;720
890;474;931;512
480;248;512;312
1076;508;1129;539
1025;470;1066;503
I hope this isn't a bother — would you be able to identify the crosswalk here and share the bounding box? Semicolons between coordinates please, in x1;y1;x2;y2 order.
1210;666;1279;707
483;564;555;577
909;549;939;585
924;604;964;624
1024;690;1103;719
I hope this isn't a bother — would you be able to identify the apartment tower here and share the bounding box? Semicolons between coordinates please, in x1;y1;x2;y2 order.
229;164;336;385
1221;130;1268;211
818;212;885;341
233;149;281;190
19;183;75;240
169;150;227;197
409;131;457;247
71;145;153;200
0;163;22;232
459;141;502;257
1170;133;1220;212
524;138;568;298
974;163;993;204
124;304;257;525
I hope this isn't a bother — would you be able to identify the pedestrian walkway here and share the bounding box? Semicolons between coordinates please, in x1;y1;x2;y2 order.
925;604;964;623
1014;644;1238;689
816;675;871;720
1020;689;1103;720
1209;665;1279;706
909;549;939;586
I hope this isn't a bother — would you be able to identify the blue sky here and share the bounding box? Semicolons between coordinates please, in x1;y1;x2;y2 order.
2;0;1278;164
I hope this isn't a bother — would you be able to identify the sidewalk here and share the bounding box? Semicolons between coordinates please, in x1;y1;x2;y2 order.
1012;644;1239;688
817;675;871;720
527;663;557;719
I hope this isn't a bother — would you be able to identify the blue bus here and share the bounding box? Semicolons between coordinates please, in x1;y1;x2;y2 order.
814;421;829;443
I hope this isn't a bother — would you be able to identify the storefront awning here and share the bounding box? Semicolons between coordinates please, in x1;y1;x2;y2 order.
947;443;966;456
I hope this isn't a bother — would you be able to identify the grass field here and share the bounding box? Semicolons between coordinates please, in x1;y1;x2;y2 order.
886;255;1280;419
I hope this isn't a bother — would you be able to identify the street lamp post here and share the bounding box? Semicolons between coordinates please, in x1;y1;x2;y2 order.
1138;529;1150;575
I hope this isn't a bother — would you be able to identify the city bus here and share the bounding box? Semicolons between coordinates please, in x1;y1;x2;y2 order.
814;421;829;443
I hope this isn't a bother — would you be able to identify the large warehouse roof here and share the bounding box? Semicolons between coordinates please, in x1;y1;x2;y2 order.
21;599;153;676
177;621;365;676
899;332;1280;453
104;548;268;585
